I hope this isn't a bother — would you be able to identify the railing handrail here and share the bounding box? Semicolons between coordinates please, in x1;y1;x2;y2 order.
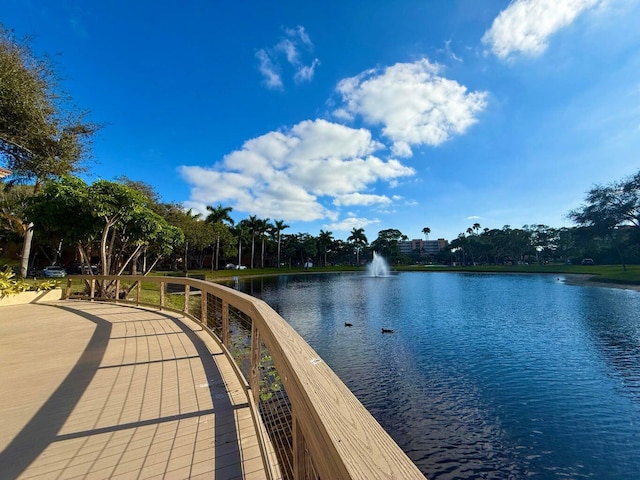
64;275;426;479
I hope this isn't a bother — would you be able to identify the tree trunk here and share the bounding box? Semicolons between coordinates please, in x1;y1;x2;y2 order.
215;235;220;270
19;224;34;278
251;234;255;268
277;236;281;268
130;249;141;275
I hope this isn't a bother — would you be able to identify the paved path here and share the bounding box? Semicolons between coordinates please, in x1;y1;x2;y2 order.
0;300;271;479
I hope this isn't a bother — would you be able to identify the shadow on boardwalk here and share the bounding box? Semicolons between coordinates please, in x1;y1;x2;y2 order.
0;300;267;479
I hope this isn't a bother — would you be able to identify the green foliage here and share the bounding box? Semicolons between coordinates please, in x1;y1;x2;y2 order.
0;185;32;243
371;228;407;264
0;265;58;297
26;176;184;279
0;25;96;182
0;265;29;296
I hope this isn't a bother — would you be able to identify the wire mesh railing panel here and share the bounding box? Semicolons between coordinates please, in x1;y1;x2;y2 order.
258;341;294;480
228;305;253;379
299;435;321;480
205;292;223;338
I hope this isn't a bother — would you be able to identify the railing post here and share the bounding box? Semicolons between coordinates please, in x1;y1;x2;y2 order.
222;300;230;346
250;321;261;405
184;284;190;314
159;281;165;309
200;290;207;325
90;278;96;301
64;278;71;299
136;281;141;306
115;278;121;303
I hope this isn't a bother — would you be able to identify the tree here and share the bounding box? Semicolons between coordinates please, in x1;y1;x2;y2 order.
233;221;250;267
271;220;289;268
0;185;32;251
317;229;333;266
167;207;217;270
347;227;368;265
26;177;183;287
246;215;260;268
569;170;640;269
205;204;234;270
0;26;97;277
257;218;271;268
297;233;317;266
569;171;640;231
371;229;407;264
422;226;431;242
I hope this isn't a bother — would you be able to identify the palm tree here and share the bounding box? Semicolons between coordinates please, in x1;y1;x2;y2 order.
466;227;476;265
347;227;368;265
318;229;333;266
422;226;431;241
233;221;250;268
257;218;271;268
271;220;289;268
206;204;234;270
246;215;260;268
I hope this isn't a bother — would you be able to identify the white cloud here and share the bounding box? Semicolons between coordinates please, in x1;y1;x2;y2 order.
323;216;381;232
333;193;392;207
286;25;313;48
179;119;415;221
255;49;282;90
295;58;320;83
334;59;487;156
275;38;299;65
256;25;320;88
482;0;601;60
441;39;463;63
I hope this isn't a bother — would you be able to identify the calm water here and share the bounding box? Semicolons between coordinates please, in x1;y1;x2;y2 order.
230;272;640;479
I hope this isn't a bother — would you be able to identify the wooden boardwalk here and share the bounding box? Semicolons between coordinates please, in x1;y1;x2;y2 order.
0;300;271;480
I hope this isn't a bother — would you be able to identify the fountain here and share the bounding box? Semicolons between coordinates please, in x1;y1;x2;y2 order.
367;251;390;277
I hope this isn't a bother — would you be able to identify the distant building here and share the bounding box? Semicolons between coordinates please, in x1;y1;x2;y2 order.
399;238;449;256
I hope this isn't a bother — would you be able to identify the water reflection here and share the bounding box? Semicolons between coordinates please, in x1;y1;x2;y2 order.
574;287;640;400
229;272;640;480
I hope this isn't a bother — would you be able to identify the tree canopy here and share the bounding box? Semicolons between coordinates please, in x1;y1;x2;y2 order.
0;25;96;183
1;24;97;276
26;176;183;280
569;171;640;231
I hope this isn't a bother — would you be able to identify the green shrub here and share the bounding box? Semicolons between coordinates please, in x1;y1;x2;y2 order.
0;266;59;298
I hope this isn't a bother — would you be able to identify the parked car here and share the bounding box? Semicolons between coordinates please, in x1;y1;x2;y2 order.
224;263;236;269
41;265;67;278
65;262;99;274
581;258;595;265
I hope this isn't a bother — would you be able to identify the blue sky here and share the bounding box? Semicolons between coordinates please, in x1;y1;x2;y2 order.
4;0;640;242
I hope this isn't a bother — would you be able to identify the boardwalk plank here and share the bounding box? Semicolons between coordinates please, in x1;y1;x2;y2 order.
0;300;268;480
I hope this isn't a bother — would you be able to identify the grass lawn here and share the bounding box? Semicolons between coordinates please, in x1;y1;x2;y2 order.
35;264;639;304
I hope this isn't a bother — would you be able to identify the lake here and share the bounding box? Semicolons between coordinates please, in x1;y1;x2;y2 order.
228;272;640;479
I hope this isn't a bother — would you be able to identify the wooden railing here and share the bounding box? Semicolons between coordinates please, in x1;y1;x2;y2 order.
64;275;426;480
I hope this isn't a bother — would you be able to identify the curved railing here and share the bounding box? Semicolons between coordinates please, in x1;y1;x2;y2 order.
63;275;426;480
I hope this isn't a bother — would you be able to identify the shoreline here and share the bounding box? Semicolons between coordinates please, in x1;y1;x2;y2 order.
206;268;640;292
561;273;640;292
